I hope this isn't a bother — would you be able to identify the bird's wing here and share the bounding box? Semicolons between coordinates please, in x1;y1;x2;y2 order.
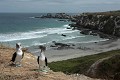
22;52;24;59
45;57;48;66
37;56;39;64
11;52;17;62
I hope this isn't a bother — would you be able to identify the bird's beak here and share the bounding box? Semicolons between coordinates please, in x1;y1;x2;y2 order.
16;44;19;48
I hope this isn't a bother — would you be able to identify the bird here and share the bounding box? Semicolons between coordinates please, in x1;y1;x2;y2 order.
11;43;24;67
37;45;48;72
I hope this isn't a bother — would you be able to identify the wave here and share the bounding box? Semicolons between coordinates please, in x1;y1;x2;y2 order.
63;24;70;28
67;39;109;44
62;36;85;41
0;33;47;42
0;26;79;42
29;17;35;18
26;35;85;47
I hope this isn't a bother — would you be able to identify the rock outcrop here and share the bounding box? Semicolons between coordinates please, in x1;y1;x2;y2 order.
70;11;120;37
37;13;73;19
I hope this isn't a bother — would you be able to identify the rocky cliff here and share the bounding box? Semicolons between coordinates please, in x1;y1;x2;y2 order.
70;11;120;37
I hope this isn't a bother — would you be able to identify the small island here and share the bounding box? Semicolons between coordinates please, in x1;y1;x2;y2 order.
35;13;73;19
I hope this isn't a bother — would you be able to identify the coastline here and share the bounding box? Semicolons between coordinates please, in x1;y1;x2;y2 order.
27;38;120;62
0;45;102;80
1;12;120;63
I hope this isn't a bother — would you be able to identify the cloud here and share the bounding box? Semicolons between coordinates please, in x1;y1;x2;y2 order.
0;0;120;5
0;0;120;13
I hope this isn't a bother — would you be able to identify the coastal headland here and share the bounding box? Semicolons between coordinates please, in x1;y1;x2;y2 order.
35;11;120;38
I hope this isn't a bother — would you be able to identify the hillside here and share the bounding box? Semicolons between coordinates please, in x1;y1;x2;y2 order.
70;10;120;37
49;49;120;80
0;45;101;80
86;10;120;16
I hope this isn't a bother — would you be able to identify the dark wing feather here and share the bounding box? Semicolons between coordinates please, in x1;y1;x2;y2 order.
22;52;24;59
37;56;39;64
45;57;48;66
11;52;17;62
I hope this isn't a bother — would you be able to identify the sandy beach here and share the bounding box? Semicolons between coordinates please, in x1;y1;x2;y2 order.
27;38;120;62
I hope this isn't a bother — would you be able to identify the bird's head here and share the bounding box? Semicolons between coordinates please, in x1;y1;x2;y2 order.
16;43;22;49
39;45;46;51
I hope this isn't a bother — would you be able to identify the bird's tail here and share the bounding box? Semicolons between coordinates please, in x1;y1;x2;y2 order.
45;57;48;66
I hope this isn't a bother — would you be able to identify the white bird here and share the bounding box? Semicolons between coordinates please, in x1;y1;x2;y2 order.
11;43;24;67
37;45;48;72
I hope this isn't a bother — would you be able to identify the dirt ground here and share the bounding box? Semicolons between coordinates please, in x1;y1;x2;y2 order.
0;46;102;80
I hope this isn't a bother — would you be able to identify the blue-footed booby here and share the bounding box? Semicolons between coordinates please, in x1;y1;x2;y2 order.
37;45;48;72
11;43;24;67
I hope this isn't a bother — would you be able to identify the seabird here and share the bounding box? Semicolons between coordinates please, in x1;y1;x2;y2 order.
11;43;24;67
37;45;48;72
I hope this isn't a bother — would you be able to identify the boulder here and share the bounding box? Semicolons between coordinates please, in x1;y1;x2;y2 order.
61;34;67;37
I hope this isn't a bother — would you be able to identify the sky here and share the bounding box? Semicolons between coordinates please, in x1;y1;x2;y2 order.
0;0;120;13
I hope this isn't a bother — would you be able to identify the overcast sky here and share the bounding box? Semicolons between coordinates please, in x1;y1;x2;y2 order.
0;0;120;13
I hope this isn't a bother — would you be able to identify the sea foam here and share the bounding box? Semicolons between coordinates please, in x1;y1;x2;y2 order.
0;26;79;42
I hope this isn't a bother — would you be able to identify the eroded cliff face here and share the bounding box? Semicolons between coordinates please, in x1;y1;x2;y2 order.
70;11;120;37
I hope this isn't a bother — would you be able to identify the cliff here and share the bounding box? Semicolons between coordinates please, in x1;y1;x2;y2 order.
70;10;120;37
0;45;101;80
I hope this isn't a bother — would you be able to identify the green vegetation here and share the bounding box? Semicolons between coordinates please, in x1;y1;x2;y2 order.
73;10;120;37
48;49;120;74
87;10;120;16
94;54;120;79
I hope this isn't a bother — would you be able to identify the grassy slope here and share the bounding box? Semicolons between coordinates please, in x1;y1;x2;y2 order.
86;10;120;16
48;49;120;74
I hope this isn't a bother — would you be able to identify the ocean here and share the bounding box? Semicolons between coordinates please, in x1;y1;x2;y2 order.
0;13;107;48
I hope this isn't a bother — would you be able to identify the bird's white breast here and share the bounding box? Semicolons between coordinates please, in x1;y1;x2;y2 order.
15;50;23;62
39;52;45;61
17;50;23;56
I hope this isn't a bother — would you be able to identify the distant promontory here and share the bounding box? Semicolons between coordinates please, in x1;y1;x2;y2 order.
35;11;120;38
69;10;120;38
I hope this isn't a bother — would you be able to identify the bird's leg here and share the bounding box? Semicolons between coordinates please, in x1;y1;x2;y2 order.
39;64;41;71
18;61;22;67
39;64;43;71
41;62;48;72
15;61;21;67
44;66;50;71
15;62;18;67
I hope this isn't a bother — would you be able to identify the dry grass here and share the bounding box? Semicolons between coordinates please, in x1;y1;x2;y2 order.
0;45;102;80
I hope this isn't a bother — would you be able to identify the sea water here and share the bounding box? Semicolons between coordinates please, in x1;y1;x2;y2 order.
0;13;108;48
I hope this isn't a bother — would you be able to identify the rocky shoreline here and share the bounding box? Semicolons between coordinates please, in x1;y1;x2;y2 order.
35;13;73;19
69;11;120;38
35;11;120;39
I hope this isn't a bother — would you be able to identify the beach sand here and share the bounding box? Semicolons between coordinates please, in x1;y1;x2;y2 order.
28;38;120;62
